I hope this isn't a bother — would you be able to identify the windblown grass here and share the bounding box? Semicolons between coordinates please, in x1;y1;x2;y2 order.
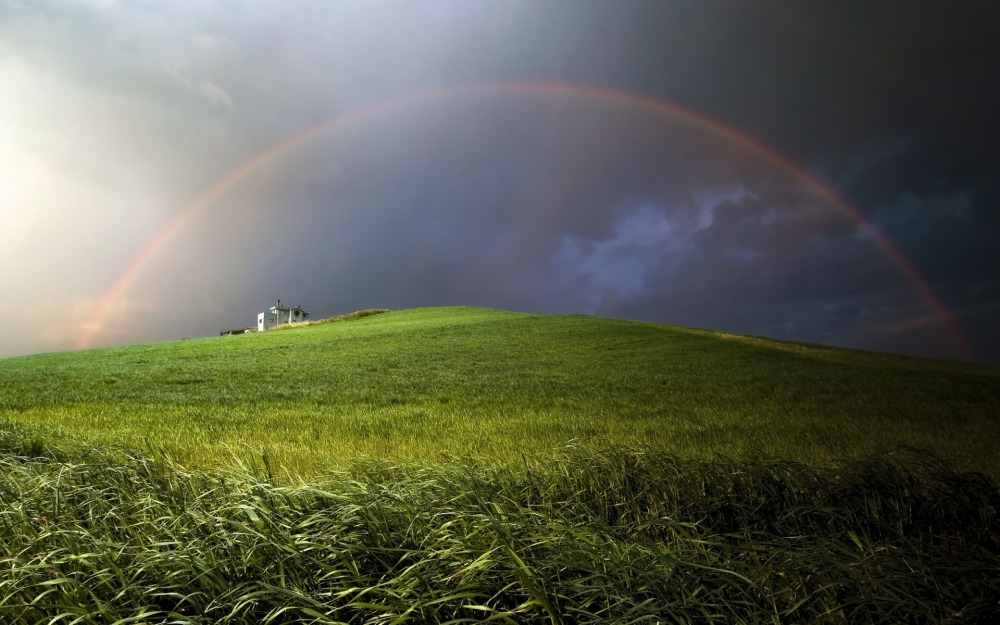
0;422;996;623
3;308;997;621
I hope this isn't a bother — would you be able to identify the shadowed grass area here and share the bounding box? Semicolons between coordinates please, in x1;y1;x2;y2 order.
1;307;998;476
0;427;995;624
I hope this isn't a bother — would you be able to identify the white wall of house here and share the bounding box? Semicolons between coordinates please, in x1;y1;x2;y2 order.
258;312;275;331
258;304;309;331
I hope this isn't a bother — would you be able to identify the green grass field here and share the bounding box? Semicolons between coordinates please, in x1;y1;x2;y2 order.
2;306;998;476
1;307;999;622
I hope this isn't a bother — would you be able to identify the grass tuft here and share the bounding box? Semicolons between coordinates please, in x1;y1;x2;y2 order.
267;308;390;331
0;434;995;623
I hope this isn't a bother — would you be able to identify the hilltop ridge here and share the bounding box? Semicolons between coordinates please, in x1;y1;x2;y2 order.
1;307;997;475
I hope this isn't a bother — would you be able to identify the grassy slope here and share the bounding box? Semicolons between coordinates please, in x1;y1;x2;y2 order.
1;306;998;475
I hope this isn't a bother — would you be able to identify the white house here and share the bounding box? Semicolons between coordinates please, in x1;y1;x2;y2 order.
258;300;310;331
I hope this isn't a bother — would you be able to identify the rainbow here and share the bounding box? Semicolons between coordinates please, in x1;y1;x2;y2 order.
76;82;973;359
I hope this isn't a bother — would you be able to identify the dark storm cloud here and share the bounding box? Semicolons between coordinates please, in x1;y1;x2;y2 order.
1;1;997;362
220;99;958;356
605;0;1000;360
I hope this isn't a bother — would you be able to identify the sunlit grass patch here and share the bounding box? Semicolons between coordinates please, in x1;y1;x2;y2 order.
0;434;995;624
2;306;998;477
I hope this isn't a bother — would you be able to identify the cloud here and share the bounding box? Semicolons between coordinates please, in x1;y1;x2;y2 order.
197;78;234;109
0;1;996;364
557;205;674;311
162;64;235;109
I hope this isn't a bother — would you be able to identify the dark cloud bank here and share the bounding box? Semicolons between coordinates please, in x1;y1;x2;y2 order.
1;1;998;362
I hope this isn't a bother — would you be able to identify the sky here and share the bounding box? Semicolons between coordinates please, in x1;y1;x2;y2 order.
1;0;998;362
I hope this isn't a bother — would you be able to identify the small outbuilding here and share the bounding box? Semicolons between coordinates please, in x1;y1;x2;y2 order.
258;299;310;331
220;327;255;336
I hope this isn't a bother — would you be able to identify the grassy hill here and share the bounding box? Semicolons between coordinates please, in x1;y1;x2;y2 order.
1;306;998;475
1;307;999;623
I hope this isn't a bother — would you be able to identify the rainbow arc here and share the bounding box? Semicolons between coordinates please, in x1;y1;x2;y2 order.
77;82;972;360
